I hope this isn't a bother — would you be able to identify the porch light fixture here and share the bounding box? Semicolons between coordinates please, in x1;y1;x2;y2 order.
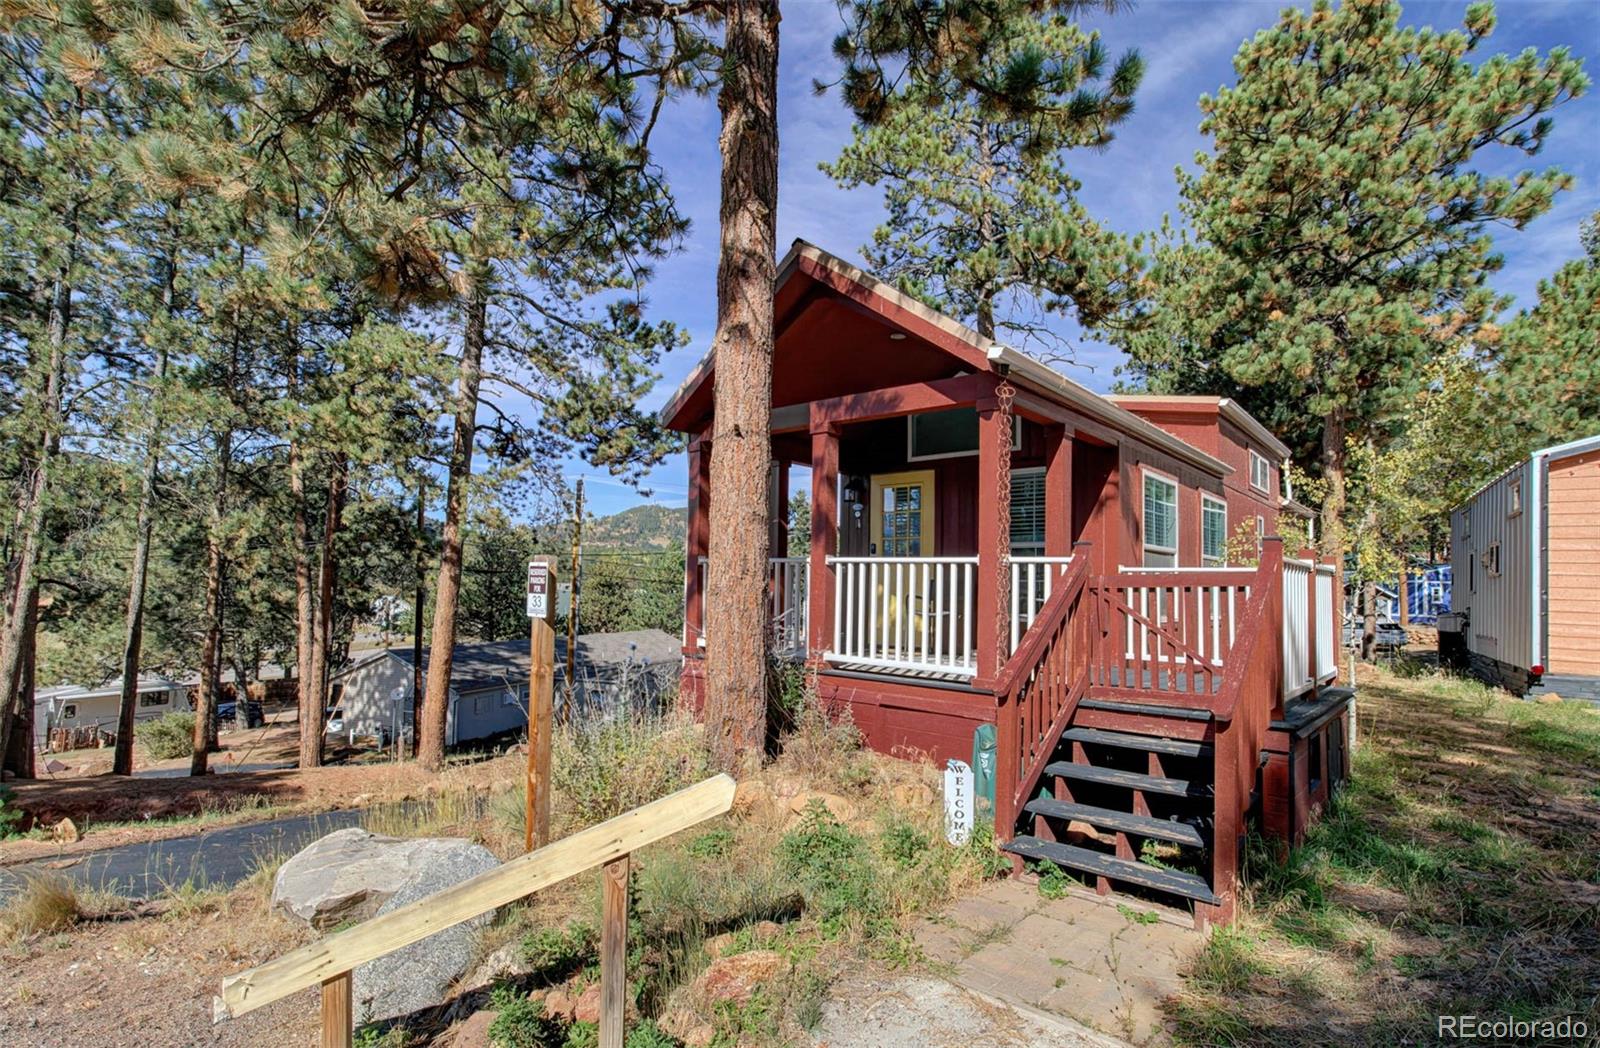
888;331;907;340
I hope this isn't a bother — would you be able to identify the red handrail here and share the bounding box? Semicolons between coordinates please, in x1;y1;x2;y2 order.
993;550;1092;839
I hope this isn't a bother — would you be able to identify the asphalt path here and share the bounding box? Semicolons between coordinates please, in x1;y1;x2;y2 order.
0;808;369;899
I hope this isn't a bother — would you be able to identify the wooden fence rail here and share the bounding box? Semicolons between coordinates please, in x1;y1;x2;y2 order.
215;774;737;1047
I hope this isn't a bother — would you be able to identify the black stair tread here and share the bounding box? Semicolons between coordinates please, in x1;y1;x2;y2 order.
1024;797;1207;848
1044;760;1212;798
1003;834;1219;905
1062;727;1214;758
1079;698;1213;721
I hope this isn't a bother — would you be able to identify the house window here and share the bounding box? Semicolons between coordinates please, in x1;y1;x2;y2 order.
1509;480;1522;517
1010;468;1046;555
472;693;487;716
1249;450;1272;493
1142;471;1179;567
1202;495;1227;566
1256;514;1266;553
907;408;1020;461
61;703;78;720
138;692;168;709
1485;542;1501;577
502;687;519;708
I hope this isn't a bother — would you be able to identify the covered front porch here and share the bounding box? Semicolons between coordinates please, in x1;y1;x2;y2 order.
681;369;1103;688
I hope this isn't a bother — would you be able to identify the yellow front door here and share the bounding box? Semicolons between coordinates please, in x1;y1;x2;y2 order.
870;471;935;658
871;470;935;556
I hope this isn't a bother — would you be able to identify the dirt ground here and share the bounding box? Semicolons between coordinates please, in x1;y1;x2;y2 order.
0;880;323;1048
3;733;526;867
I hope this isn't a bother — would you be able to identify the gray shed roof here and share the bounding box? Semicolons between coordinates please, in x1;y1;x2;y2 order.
340;628;682;694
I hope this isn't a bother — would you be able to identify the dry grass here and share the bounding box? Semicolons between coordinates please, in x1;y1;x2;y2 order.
2;873;82;938
1170;662;1600;1046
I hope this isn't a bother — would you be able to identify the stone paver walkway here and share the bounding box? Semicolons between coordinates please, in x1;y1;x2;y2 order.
811;974;1123;1048
915;876;1202;1046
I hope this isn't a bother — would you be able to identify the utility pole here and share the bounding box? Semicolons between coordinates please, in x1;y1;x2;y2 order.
564;478;583;718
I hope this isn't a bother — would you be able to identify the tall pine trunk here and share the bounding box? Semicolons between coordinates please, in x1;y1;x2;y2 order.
114;237;176;776
190;430;230;776
3;585;39;777
308;453;347;756
703;0;780;774
418;272;490;770
292;437;319;766
412;478;427;756
0;253;72;763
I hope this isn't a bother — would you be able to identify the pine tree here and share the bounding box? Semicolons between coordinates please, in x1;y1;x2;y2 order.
1489;211;1600;446
1115;0;1587;557
823;4;1143;349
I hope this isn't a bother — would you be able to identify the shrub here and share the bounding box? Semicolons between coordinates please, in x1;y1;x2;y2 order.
549;711;709;827
778;802;885;937
135;712;195;760
518;921;597;985
0;785;25;839
487;984;562;1048
2;873;80;938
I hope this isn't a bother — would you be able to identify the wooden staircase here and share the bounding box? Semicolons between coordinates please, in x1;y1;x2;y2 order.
991;539;1313;925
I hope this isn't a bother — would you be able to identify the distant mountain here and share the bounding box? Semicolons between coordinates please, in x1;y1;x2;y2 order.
584;504;686;550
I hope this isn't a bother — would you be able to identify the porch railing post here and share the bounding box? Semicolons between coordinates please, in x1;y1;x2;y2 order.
1044;426;1072;556
975;395;1009;687
1301;546;1319;696
807;420;839;666
682;435;711;657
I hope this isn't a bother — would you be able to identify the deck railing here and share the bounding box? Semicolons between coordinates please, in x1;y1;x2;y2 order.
215;776;736;1048
692;557;810;656
1313;564;1337;682
1008;556;1076;652
827;555;978;676
1088;568;1256;697
994;555;1092;837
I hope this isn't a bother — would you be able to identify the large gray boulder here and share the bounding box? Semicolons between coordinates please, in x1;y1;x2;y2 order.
352;843;502;1022
271;828;495;929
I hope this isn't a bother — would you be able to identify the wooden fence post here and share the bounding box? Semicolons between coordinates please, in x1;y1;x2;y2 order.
600;855;630;1048
321;972;352;1048
526;556;558;852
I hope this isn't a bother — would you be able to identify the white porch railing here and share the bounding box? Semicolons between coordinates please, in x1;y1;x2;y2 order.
1314;564;1337;683
1283;558;1313;698
827;556;978;676
1008;556;1076;652
693;556;811;657
1114;566;1254;669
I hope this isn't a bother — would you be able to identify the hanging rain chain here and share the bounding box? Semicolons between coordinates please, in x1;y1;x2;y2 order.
993;380;1016;665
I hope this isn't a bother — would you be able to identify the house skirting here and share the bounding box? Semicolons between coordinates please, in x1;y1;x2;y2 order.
678;657;993;767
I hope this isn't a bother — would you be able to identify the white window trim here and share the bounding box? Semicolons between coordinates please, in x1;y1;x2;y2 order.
1201;493;1227;567
1508;479;1522;517
1256;514;1266;553
1248;449;1271;493
906;411;1022;462
1010;466;1046;555
1141;467;1180;564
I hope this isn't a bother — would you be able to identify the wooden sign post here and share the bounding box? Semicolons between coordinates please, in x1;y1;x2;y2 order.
526;556;557;852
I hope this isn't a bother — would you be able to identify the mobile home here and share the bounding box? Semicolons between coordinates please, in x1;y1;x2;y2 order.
1442;432;1600;699
33;676;191;751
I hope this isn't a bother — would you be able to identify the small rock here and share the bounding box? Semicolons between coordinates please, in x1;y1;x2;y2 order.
53;817;80;843
732;780;776;818
891;783;934;809
1535;692;1563;704
448;1009;497;1048
350;793;373;807
464;939;533;990
692;950;789;1007
572;982;602;1025
787;791;855;822
43;759;68;774
753;920;782;940
704;931;736;956
659;1007;716;1048
539;988;576;1023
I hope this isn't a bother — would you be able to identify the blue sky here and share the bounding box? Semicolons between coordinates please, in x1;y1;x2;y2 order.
558;0;1600;518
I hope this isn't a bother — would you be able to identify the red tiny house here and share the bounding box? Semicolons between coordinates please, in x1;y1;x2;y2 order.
667;242;1350;922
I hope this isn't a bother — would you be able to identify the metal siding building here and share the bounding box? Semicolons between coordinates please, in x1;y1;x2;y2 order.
1449;433;1600;693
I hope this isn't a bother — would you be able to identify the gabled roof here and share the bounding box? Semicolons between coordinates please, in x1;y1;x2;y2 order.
660;239;1234;478
1107;394;1293;460
335;629;682;693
